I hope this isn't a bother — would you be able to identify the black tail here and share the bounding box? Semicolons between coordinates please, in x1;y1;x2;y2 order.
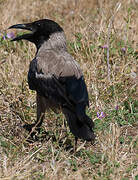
62;108;95;141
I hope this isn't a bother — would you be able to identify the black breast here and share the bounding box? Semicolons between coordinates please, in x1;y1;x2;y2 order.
28;58;38;90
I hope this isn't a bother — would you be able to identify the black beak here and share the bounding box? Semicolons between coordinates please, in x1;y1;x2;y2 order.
8;23;34;41
8;23;33;31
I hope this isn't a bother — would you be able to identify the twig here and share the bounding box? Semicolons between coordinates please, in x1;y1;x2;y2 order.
106;2;121;82
107;24;111;82
79;14;101;39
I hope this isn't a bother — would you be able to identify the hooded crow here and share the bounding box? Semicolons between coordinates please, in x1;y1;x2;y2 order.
9;19;95;148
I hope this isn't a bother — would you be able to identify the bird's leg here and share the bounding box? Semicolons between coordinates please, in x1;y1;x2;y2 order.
36;94;46;128
23;94;46;139
74;137;78;153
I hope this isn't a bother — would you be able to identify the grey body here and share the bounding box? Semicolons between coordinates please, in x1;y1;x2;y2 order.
9;19;95;142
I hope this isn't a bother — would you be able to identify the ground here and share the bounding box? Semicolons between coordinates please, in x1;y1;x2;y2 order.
0;0;137;179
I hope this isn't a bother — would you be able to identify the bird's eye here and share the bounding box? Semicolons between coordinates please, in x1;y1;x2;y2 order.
36;23;41;27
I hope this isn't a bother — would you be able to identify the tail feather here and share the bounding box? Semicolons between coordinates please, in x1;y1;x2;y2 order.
62;108;95;141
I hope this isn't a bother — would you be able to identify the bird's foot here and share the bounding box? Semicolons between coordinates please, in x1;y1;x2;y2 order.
23;123;35;132
23;123;41;141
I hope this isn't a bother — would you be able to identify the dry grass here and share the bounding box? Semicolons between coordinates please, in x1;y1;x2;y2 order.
0;0;137;179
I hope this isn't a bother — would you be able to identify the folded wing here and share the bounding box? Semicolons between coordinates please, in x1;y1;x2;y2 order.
28;50;94;140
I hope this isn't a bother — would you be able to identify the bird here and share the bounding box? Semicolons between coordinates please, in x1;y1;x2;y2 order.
9;19;95;149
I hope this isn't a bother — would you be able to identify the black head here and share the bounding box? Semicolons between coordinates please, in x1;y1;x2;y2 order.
8;19;63;48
